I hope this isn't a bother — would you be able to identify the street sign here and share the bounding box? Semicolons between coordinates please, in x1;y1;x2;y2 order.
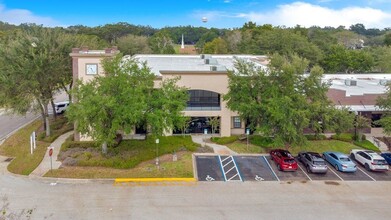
49;148;53;157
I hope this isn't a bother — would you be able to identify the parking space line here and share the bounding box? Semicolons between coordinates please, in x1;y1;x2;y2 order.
327;167;344;181
263;156;280;182
218;155;227;182
357;167;376;182
231;156;243;182
297;164;312;181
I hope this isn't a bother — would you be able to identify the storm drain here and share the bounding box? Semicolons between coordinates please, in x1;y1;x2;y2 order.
219;155;242;182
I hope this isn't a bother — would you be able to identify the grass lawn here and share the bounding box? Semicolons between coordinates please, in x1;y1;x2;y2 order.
0;120;50;175
45;151;194;179
226;142;265;154
0;115;74;175
58;136;200;169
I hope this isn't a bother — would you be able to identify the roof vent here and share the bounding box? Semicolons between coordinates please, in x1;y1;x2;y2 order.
210;65;226;71
379;79;389;86
204;58;218;65
345;79;357;86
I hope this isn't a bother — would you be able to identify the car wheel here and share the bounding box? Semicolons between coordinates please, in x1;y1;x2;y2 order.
350;153;355;160
277;164;281;171
335;164;339;171
306;166;311;173
365;163;371;171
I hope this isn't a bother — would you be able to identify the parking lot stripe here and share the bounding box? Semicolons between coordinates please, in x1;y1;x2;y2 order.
218;155;227;182
297;164;312;181
231;156;243;182
327;167;344;181
357;167;376;182
263;156;280;182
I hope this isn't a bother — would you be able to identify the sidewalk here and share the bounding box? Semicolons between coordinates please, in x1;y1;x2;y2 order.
29;131;73;177
191;135;237;155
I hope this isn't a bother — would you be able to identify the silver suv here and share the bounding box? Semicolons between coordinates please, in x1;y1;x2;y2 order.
298;151;328;174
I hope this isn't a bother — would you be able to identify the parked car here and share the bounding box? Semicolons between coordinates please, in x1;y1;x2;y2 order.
54;101;69;114
323;152;357;173
380;153;391;165
298;151;328;173
350;149;389;171
270;149;298;171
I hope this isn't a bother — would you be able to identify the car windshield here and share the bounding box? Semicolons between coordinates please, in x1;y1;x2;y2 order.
280;151;292;158
373;160;387;165
314;161;325;165
340;157;350;162
284;159;295;164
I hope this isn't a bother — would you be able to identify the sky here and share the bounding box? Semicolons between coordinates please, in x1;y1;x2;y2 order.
0;0;391;29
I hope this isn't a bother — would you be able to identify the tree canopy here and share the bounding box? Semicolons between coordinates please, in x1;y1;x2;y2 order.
67;54;188;153
224;54;353;147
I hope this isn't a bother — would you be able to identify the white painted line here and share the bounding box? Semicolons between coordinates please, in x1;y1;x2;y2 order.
221;156;230;163
328;167;344;181
222;160;233;167
357;167;376;182
218;155;228;182
297;164;312;181
228;173;239;181
231;156;243;182
263;156;280;182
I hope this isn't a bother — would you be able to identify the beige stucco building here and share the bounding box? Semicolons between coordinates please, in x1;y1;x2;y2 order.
70;47;268;140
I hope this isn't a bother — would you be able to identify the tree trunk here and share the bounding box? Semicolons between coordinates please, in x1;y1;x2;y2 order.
102;142;108;154
50;99;57;120
44;103;50;137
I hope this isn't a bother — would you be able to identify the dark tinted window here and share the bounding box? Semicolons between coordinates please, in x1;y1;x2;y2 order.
284;159;295;164
340;157;350;162
280;151;292;158
187;90;220;108
330;154;338;160
373;160;387;165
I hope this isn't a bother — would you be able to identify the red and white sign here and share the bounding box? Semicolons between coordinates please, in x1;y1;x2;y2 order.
48;148;53;157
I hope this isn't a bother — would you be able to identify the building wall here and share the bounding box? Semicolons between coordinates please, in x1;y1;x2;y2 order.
160;72;240;137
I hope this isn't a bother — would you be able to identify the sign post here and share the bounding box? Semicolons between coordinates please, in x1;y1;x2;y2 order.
48;147;53;171
246;128;250;151
155;139;159;169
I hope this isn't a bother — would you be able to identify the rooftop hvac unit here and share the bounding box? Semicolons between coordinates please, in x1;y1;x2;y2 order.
204;58;217;64
344;79;357;86
379;79;389;86
210;66;217;71
200;54;205;59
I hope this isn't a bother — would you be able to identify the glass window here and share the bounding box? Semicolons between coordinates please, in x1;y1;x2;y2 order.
186;90;221;110
233;117;241;128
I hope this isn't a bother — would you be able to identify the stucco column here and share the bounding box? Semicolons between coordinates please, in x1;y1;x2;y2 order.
220;115;231;137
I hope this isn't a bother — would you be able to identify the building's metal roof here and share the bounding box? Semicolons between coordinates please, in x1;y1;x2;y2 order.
323;74;391;97
133;54;268;76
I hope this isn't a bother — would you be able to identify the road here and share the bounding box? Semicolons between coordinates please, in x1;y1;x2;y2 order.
0;111;40;142
1;157;390;220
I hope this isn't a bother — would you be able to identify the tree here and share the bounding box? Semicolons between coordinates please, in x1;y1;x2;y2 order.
376;86;391;135
149;30;175;54
355;115;371;142
203;38;228;54
225;55;323;147
208;117;220;135
117;34;152;55
67;54;188;153
175;116;191;136
329;107;355;135
385;33;391;46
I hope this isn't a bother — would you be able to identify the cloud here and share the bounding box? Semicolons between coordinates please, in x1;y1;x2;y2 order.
0;4;63;27
240;2;391;28
224;0;232;3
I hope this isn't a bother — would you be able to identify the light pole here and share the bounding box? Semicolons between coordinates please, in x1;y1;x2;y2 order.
155;138;160;169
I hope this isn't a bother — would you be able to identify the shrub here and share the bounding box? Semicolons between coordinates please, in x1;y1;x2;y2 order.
304;134;327;140
331;133;354;142
211;136;239;145
250;136;274;147
354;140;380;152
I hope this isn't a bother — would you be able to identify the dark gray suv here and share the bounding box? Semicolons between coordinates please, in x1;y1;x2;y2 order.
298;152;328;174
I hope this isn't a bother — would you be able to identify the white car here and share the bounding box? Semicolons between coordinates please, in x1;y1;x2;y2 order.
350;149;389;171
54;101;70;114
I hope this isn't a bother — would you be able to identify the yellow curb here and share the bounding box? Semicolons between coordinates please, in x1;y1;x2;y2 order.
114;178;197;183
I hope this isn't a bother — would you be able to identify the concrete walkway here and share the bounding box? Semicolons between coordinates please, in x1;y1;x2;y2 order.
30;131;73;177
191;135;237;155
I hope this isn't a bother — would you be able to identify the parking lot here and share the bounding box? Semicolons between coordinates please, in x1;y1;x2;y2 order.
194;154;391;182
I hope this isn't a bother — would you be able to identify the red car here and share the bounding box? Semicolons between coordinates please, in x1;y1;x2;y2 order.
270;149;298;171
